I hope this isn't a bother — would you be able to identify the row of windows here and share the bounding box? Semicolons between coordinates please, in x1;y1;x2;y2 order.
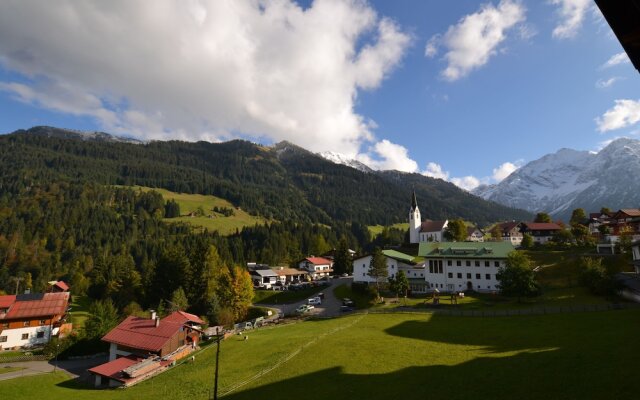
0;331;45;342
429;283;496;290
446;260;501;268
1;320;46;329
447;272;493;280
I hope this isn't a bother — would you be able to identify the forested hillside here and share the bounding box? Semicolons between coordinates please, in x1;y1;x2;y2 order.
0;126;530;226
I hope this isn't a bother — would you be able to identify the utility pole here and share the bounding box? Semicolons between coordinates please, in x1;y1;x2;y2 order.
213;327;221;400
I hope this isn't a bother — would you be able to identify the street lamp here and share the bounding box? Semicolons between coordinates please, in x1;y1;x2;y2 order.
213;327;222;400
53;339;60;373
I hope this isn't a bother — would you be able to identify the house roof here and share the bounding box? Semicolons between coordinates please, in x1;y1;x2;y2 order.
53;281;69;291
162;310;204;325
418;242;515;259
0;295;16;309
497;221;520;232
420;220;447;233
88;355;144;381
0;292;69;320
251;269;279;278
522;222;562;231
614;209;640;218
102;310;196;352
467;226;483;236
382;249;416;264
302;257;333;265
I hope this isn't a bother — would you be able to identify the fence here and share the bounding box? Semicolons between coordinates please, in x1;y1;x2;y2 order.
0;354;49;363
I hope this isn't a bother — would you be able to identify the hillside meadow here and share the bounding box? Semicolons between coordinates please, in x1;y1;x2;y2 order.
2;310;639;400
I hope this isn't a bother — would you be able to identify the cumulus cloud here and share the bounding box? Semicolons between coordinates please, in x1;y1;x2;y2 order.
422;162;450;180
595;77;620;89
451;176;482;191
550;0;592;39
419;159;520;191
0;0;410;155
602;52;631;69
356;140;418;172
596;99;640;132
492;161;519;181
425;0;526;81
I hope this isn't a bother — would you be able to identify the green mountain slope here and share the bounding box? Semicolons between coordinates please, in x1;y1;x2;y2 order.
0;126;531;226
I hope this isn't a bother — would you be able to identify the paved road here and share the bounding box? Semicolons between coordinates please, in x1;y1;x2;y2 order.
257;276;353;318
0;356;107;382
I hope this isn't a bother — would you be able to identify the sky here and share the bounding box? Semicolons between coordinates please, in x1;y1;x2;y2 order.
0;0;639;191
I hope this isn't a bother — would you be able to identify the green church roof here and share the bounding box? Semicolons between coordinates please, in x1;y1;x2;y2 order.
418;241;515;259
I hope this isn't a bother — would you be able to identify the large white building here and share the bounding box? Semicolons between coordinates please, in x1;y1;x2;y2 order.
352;249;429;293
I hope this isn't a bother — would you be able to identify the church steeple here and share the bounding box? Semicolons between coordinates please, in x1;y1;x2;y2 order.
409;191;421;244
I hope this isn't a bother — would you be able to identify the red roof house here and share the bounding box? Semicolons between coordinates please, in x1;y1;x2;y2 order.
298;257;333;279
520;222;563;244
0;292;70;350
89;310;204;388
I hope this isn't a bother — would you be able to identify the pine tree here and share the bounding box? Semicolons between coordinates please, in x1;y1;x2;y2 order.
368;248;388;294
333;237;351;275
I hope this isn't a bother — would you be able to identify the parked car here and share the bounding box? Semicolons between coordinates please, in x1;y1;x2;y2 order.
308;296;321;305
342;298;355;307
295;305;310;314
340;305;354;312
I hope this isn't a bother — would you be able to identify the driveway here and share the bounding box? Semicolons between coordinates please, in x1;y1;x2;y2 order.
257;277;353;318
0;355;107;382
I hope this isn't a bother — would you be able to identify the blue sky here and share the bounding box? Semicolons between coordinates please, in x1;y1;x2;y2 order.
0;0;638;190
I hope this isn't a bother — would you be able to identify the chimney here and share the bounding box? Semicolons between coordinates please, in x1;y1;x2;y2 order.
150;310;156;320
155;317;160;327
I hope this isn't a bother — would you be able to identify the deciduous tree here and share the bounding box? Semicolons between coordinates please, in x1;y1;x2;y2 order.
496;252;539;302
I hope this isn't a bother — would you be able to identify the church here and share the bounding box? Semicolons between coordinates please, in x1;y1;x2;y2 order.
409;191;449;244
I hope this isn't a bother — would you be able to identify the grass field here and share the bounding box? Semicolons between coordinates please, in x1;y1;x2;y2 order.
368;223;409;237
127;186;267;235
2;310;639;399
0;367;23;375
69;295;91;333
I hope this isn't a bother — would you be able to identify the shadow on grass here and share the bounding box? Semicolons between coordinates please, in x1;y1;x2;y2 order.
223;311;640;400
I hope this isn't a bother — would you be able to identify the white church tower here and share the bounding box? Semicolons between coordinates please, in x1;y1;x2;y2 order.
409;191;421;244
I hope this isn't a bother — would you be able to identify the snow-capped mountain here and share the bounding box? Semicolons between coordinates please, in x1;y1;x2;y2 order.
318;151;372;172
473;138;640;220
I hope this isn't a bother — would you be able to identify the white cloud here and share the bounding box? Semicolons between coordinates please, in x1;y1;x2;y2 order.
595;77;620;89
602;52;631;69
596;99;640;132
424;35;440;58
0;0;410;155
422;162;449;180
550;0;592;39
426;0;526;81
357;140;418;172
451;176;481;191
492;161;519;181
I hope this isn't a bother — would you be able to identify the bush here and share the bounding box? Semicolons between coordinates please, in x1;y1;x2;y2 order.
579;257;617;296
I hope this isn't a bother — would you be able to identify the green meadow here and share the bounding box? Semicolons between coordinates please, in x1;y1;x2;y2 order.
2;310;639;399
128;186;268;235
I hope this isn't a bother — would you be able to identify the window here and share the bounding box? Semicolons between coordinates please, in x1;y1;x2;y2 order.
429;264;434;274
495;261;500;267
21;333;29;340
363;273;365;277
1;322;8;329
39;320;46;326
457;273;462;279
447;260;452;266
438;261;443;274
36;331;45;338
476;273;481;279
475;261;480;267
363;264;365;268
456;260;461;266
420;273;423;277
466;261;471;267
0;336;7;343
486;274;491;280
485;261;490;267
448;272;453;278
23;321;30;327
466;273;471;279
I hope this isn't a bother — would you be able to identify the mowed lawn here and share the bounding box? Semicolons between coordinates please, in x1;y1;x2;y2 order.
127;186;267;235
2;311;639;399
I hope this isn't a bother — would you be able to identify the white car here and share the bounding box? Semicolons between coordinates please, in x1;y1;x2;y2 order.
307;296;322;305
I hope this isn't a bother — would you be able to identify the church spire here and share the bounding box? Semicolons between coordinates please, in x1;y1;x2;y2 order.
411;190;418;211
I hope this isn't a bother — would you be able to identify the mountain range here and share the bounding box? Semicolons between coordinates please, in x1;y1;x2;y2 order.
0;126;530;227
473;138;640;221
